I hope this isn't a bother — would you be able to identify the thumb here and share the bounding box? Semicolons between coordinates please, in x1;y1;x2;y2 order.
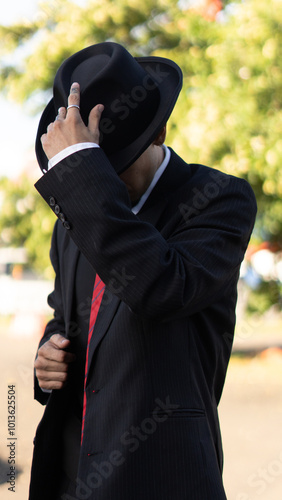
88;104;104;144
50;333;70;349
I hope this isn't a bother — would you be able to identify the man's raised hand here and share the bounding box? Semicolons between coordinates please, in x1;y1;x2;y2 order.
41;82;104;160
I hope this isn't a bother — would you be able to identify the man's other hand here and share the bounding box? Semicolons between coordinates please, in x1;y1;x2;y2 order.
41;82;104;159
35;333;76;391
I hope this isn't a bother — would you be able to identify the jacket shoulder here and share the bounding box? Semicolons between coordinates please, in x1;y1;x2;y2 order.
168;149;257;213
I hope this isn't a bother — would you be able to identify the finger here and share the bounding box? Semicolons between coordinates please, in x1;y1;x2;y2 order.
41;133;47;146
56;107;67;121
39;380;67;391
38;335;75;364
88;104;104;139
37;372;69;391
36;370;68;384
67;82;80;112
50;333;71;349
47;122;54;132
34;356;71;372
38;345;75;365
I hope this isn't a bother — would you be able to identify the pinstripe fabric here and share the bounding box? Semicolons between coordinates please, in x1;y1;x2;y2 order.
30;148;257;500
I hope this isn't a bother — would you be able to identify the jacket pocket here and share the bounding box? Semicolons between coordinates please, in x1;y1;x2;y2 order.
152;407;205;420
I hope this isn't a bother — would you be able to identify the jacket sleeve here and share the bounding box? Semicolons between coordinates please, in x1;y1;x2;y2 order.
34;220;67;405
34;148;257;322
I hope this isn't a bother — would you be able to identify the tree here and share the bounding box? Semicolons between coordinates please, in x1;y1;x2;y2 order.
0;175;55;278
0;0;281;311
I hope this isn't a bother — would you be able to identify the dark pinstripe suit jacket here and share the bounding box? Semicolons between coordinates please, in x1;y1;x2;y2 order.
29;148;256;499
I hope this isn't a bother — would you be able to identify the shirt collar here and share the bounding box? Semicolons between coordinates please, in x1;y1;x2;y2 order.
131;145;171;215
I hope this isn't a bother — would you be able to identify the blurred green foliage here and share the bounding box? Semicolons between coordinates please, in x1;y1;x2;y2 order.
0;0;281;311
246;280;282;316
0;176;56;278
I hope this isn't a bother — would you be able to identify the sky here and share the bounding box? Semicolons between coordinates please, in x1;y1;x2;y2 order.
1;0;89;179
1;1;44;179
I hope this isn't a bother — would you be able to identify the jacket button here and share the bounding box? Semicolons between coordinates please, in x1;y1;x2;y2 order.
49;196;56;207
54;204;60;215
58;212;66;222
63;221;71;230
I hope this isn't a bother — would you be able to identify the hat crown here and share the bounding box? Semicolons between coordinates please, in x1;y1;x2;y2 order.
36;42;182;174
54;43;160;155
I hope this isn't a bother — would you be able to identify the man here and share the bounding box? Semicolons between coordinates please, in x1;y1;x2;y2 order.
29;42;256;500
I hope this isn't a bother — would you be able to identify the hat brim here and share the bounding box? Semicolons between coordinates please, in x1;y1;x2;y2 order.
36;56;182;174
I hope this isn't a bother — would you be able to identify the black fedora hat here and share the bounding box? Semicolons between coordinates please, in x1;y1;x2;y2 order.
36;42;182;174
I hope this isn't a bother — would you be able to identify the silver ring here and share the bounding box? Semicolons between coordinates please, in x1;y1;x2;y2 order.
67;104;80;110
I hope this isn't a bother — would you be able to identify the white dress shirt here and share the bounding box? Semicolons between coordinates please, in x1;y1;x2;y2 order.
47;142;171;214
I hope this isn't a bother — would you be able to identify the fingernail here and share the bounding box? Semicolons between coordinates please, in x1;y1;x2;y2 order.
98;104;104;112
71;82;79;88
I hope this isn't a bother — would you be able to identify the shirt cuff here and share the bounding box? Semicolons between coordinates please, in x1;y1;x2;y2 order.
48;142;100;170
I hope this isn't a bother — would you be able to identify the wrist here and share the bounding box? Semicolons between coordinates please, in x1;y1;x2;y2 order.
47;143;100;171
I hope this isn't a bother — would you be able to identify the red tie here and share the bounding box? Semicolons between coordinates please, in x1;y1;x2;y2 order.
81;274;105;445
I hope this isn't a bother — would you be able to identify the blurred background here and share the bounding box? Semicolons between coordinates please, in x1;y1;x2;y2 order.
0;0;281;498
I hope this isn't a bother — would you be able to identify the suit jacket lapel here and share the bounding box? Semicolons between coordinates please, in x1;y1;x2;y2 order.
137;148;192;226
